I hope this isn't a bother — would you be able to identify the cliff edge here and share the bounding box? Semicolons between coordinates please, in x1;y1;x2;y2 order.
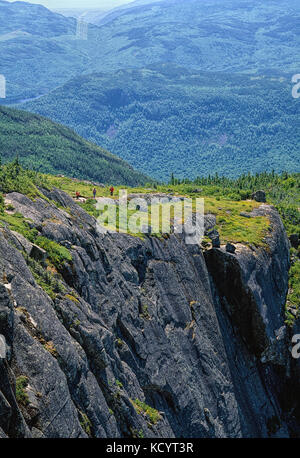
0;187;298;438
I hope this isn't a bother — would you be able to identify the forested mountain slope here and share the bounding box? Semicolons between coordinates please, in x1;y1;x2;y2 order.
23;65;300;180
0;106;149;186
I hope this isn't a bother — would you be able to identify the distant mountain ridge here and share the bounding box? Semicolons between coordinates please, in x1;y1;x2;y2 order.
22;65;300;181
1;0;299;103
0;0;104;103
93;0;300;74
0;0;75;37
53;1;163;24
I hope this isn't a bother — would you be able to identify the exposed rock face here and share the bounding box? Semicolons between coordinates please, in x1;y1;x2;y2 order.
29;245;47;263
207;229;220;248
252;190;266;203
240;212;251;218
226;243;236;254
0;188;298;438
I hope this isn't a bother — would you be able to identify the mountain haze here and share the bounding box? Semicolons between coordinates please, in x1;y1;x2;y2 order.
1;0;299;103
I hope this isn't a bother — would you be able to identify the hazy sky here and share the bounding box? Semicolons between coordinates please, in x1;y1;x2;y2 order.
6;0;136;10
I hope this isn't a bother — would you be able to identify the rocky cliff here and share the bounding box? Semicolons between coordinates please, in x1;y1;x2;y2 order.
0;187;299;438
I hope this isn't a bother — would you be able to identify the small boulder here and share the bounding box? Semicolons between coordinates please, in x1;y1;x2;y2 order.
226;243;236;254
252;190;266;203
61;240;72;249
212;238;220;249
240;212;251;218
289;234;299;249
30;244;47;263
208;229;220;248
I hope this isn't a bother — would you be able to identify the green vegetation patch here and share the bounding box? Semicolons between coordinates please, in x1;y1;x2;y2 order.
16;376;29;407
286;254;300;326
0;159;48;199
115;379;123;389
131;399;161;425
0;215;72;272
35;236;72;268
0;211;38;242
78;411;93;437
199;196;269;246
65;293;79;304
26;256;65;301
